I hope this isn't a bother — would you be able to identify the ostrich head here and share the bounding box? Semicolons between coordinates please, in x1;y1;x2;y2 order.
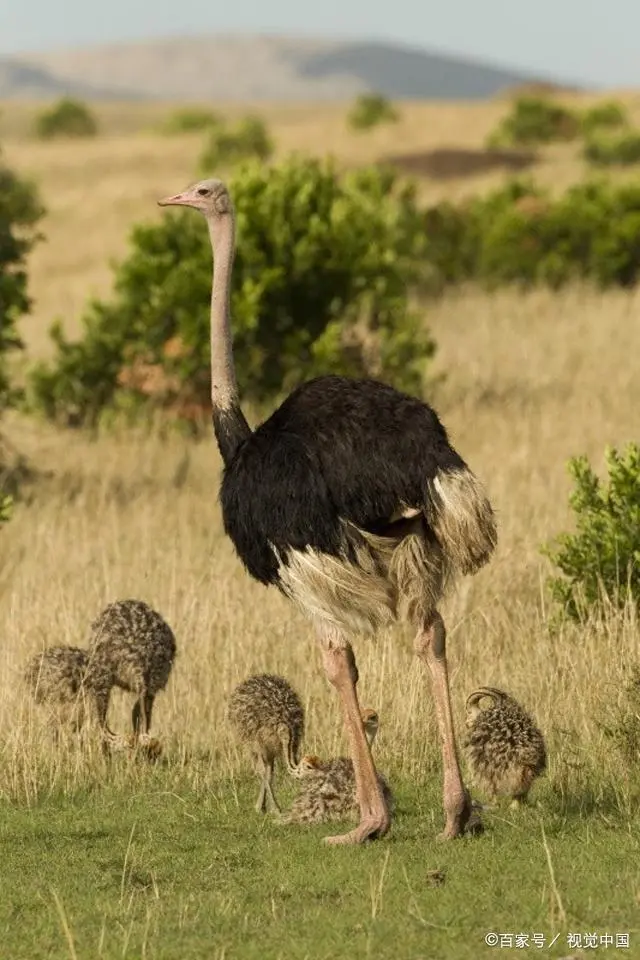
296;754;323;776
360;707;380;746
464;686;508;727
158;178;232;219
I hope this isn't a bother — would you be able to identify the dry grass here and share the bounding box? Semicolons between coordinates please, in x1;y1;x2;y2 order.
2;283;639;806
1;100;639;810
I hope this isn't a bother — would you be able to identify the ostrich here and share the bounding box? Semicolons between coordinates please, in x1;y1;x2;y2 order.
463;686;547;806
157;178;497;845
281;707;395;825
228;673;305;814
84;599;176;747
24;646;89;732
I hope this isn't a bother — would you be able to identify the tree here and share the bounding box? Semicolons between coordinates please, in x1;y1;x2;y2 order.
199;116;273;170
35;98;98;139
348;94;400;132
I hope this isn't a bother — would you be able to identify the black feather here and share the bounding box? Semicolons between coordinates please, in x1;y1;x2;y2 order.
219;375;469;586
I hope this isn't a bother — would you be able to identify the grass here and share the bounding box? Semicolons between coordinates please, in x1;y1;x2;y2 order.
1;776;638;960
1;98;640;957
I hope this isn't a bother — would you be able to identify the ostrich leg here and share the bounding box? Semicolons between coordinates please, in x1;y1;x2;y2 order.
252;749;280;814
414;610;472;839
317;625;391;845
263;757;280;813
132;690;155;736
92;688;117;756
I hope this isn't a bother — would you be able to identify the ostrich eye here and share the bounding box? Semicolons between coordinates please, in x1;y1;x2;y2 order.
196;187;210;197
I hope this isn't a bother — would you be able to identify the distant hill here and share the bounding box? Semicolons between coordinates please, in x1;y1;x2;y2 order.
0;57;144;100
0;35;580;102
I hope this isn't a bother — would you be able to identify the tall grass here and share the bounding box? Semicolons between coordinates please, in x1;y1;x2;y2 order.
2;284;638;809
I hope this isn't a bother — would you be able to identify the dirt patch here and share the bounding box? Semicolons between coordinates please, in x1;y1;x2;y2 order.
497;81;584;99
382;146;538;180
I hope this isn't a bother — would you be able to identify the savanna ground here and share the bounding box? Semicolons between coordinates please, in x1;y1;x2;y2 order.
1;97;639;959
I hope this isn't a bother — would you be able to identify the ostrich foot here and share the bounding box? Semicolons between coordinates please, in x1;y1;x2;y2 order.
323;814;390;845
436;787;475;840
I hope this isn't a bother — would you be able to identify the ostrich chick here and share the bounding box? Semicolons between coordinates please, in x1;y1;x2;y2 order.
24;646;89;730
228;673;305;814
463;686;546;806
281;708;395;825
84;599;176;747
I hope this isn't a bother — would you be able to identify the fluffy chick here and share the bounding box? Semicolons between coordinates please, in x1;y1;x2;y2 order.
463;686;546;806
228;673;305;814
281;708;394;825
24;646;89;730
84;598;176;744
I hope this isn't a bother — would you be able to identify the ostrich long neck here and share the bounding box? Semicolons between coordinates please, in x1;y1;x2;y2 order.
207;212;252;465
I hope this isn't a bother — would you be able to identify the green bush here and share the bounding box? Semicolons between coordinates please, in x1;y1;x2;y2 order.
583;129;640;167
28;156;433;428
348;93;399;132
543;443;640;619
421;177;640;291
159;108;222;135
199;116;273;170
580;100;629;136
0;148;42;519
34;98;98;139
420;180;545;291
0;493;12;526
487;96;580;147
0;148;45;406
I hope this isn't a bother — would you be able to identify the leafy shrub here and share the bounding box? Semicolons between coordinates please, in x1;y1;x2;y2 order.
28;156;433;427
34;98;98;139
0;148;45;406
348;93;399;132
159;107;222;135
420;180;544;291
543;443;640;619
421;177;640;291
580;100;629;136
0;149;42;520
0;493;12;526
487;96;580;147
199;116;273;170
583;130;640;167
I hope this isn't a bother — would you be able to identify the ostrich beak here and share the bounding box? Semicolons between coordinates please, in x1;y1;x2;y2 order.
157;191;194;208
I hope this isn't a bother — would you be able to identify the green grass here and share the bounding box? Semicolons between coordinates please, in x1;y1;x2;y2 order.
1;770;639;960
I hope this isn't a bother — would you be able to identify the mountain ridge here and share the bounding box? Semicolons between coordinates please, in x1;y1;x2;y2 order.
1;35;582;102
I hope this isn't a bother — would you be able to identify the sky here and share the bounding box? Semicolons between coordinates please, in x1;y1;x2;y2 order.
1;0;638;89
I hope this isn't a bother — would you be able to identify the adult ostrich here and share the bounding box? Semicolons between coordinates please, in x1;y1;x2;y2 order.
157;178;497;845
